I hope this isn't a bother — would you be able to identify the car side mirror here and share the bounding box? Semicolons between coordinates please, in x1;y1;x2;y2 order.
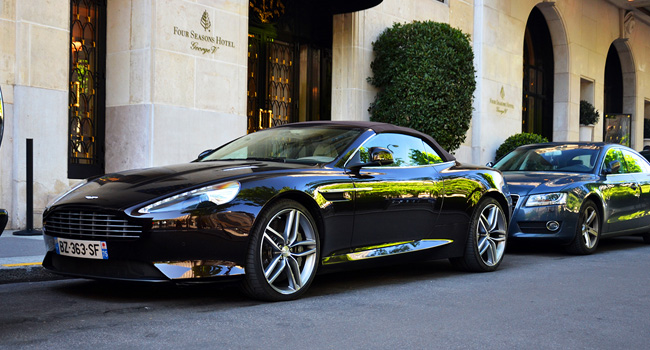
486;161;495;168
197;149;214;160
347;147;394;173
603;160;621;175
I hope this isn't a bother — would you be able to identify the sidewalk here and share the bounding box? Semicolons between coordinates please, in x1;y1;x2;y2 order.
0;230;67;284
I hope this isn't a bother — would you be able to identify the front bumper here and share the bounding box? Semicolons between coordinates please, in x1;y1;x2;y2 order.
42;227;249;282
508;197;579;244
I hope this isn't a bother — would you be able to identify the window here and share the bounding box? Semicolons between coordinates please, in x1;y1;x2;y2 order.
621;150;650;173
358;133;443;167
602;148;627;174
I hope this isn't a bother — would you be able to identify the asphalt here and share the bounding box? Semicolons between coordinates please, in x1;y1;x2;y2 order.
0;230;68;284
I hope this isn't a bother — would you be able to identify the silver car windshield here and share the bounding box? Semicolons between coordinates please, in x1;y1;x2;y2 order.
200;127;362;164
494;145;601;173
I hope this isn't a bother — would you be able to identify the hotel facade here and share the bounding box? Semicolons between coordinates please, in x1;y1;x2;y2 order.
1;0;650;229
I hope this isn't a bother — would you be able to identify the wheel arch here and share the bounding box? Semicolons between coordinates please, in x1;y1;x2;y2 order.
480;190;512;223
582;192;604;227
258;190;326;248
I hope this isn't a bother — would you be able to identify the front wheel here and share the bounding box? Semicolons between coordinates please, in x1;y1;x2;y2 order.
241;199;320;301
450;197;508;272
565;199;600;255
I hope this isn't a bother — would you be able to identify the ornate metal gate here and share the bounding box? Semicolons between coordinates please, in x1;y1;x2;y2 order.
247;32;295;134
68;0;106;178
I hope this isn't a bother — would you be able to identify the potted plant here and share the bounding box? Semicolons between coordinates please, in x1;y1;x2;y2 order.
579;100;599;141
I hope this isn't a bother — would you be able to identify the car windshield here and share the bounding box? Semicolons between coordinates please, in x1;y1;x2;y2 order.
494;144;601;173
199;126;363;164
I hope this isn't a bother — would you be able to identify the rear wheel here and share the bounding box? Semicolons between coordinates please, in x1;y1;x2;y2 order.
451;197;507;272
241;199;319;301
565;199;600;255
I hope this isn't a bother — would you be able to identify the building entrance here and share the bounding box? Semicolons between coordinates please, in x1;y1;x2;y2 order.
247;0;332;133
522;7;554;141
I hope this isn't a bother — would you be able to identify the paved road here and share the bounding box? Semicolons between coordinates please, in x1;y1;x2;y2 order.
1;237;649;349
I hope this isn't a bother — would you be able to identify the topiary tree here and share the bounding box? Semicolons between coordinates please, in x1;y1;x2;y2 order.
495;133;548;161
368;21;476;152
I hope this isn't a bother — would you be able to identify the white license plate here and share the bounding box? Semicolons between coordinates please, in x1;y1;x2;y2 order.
55;238;108;260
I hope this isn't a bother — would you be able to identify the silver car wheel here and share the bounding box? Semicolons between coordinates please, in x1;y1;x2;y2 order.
259;208;318;295
580;206;599;249
476;203;507;267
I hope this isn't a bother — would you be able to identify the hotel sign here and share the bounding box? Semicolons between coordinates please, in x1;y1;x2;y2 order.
489;86;514;115
172;10;235;55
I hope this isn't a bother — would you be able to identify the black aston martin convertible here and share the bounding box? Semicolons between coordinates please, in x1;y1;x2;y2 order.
43;121;511;301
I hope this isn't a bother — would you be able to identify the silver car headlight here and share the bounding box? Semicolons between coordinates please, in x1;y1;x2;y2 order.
525;192;567;207
138;181;241;215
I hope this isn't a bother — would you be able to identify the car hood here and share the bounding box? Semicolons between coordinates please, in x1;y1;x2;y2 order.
50;161;315;210
502;171;596;196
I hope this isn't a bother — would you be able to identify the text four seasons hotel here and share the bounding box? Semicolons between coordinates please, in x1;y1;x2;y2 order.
1;0;650;229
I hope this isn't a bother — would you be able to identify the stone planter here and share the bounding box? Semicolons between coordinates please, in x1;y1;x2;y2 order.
579;124;594;141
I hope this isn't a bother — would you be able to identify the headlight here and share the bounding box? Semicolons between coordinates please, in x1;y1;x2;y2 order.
525;192;567;207
138;181;240;215
46;179;89;209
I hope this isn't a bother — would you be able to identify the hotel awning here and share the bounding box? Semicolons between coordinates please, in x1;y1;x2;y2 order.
326;0;383;14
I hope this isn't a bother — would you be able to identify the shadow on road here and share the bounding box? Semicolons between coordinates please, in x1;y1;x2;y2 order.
507;235;647;256
47;235;648;304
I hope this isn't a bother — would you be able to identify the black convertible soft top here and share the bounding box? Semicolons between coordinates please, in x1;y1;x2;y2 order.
279;120;456;163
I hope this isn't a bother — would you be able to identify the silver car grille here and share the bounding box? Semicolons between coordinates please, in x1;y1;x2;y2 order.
44;211;143;240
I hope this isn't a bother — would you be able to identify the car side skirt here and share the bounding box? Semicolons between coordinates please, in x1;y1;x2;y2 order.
321;239;453;265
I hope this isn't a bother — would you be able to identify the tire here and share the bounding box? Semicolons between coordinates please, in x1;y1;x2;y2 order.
565;199;600;255
450;197;508;272
241;199;320;301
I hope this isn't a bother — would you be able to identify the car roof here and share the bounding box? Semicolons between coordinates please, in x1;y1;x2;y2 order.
518;142;609;149
276;121;456;162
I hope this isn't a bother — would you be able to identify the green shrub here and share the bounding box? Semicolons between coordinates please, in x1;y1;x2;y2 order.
368;21;476;152
579;100;600;125
495;133;548;161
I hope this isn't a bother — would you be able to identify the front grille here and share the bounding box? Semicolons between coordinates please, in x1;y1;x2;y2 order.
44;211;143;240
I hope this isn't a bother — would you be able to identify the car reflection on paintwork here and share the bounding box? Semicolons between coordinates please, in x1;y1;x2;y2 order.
494;142;650;254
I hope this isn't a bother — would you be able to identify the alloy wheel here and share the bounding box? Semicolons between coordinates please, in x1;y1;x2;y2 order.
259;208;318;295
580;206;599;249
475;203;507;267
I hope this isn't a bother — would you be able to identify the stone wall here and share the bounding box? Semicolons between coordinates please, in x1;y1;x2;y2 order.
0;0;70;229
105;0;248;172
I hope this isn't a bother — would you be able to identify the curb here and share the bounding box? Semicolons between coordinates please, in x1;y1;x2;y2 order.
0;264;69;285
